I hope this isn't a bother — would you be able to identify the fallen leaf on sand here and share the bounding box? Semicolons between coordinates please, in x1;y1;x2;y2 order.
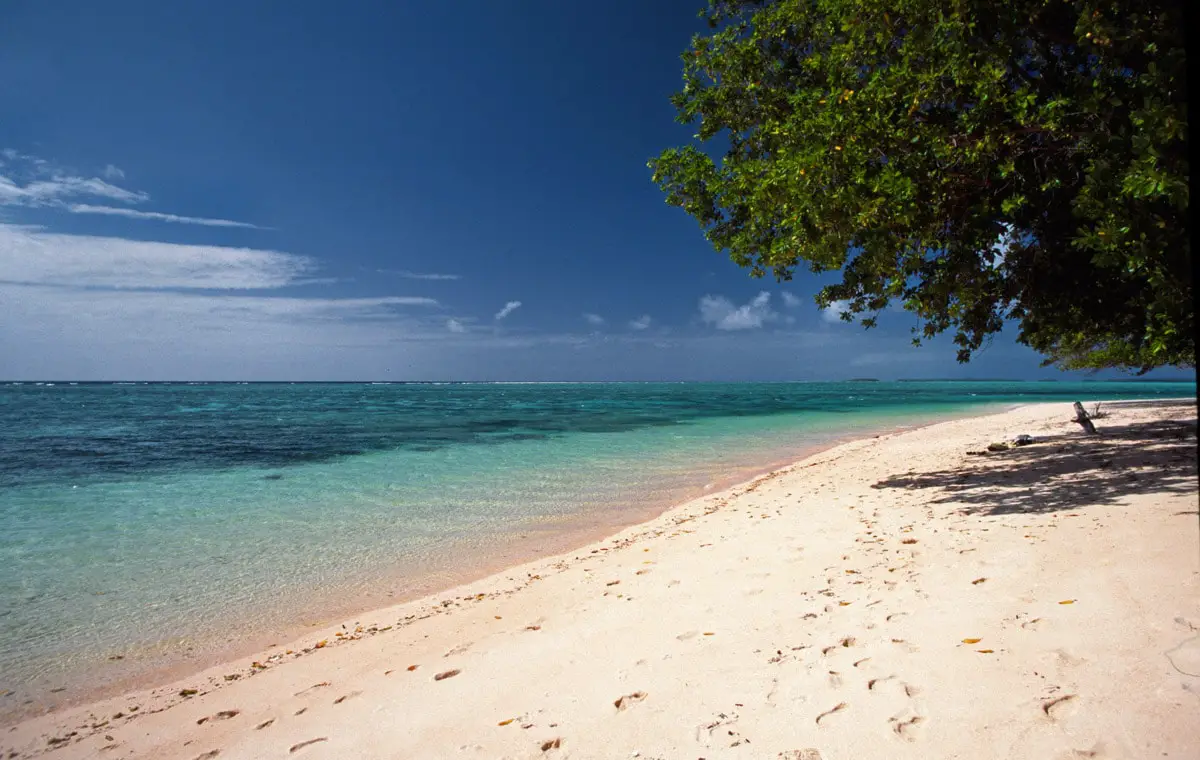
1058;599;1076;605
976;649;995;654
433;669;461;681
901;538;918;545
961;638;982;644
971;578;987;585
703;632;715;636
525;625;542;631
838;601;852;606
406;665;418;671
498;718;515;726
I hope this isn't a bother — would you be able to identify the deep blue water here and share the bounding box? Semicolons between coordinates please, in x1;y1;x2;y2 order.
3;380;1192;488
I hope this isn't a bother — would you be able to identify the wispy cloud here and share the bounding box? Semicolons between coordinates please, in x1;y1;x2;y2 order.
698;291;777;330
781;291;802;308
0;149;260;229
629;314;652;331
583;312;605;326
0;222;445;378
447;318;467;333
377;269;461;281
0;224;306;289
494;300;522;320
67;204;262;229
0;174;147;206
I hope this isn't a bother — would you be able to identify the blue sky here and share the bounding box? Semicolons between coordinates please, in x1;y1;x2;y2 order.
0;2;1189;381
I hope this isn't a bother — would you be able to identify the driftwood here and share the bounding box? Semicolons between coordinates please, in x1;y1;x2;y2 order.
1072;401;1098;435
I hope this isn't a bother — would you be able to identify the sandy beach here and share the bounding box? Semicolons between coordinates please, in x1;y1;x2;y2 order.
4;399;1197;760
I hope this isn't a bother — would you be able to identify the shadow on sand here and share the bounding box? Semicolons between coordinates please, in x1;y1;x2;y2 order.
871;400;1198;517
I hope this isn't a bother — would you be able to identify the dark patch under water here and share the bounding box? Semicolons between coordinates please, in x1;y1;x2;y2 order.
0;381;1191;489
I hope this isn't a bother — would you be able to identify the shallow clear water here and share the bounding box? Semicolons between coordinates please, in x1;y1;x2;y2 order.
0;380;1192;716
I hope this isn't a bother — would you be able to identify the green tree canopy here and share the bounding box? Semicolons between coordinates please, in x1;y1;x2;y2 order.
651;0;1190;372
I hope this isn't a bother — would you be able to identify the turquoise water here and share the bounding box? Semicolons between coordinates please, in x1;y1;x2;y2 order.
0;380;1192;717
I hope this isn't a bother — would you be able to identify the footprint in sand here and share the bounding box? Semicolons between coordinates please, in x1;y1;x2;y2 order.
293;682;330;697
288;737;328;753
815;702;847;725
695;713;739;745
890;712;925;741
676;630;699;641
613;691;647;711
196;710;240;725
333;691;362;705
1042;694;1078;720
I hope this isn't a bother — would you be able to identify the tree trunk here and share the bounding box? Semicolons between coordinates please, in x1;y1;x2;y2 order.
1072;401;1098;435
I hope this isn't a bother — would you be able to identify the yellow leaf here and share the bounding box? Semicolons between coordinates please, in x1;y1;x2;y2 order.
977;649;995;654
703;632;715;636
838;601;852;606
1058;600;1076;605
961;638;981;644
497;718;514;726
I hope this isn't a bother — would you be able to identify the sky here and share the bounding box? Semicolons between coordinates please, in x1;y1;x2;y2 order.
0;1;1190;381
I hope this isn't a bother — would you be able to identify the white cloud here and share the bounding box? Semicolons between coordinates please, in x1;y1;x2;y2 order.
0;223;444;379
781;291;802;308
698;291;777;330
494;300;522;320
67;204;262;229
379;270;461;281
629;315;652;331
0;224;310;289
583;313;605;326
0;151;258;230
822;299;852;323
0;174;147;206
447;318;467;333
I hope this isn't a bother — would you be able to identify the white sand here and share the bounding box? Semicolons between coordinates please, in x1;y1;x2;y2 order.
4;400;1198;759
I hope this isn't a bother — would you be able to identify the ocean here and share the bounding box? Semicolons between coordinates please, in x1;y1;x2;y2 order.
0;380;1192;719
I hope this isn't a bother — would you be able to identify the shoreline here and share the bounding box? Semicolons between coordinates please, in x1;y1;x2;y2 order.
1;401;1015;725
3;398;1196;759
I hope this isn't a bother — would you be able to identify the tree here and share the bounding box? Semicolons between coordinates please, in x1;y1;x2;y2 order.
650;0;1191;372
